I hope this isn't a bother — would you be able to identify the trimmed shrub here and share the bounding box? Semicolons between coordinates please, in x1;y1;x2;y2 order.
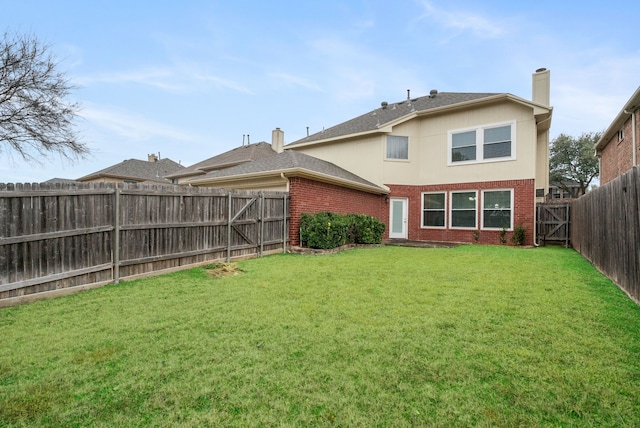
349;214;386;244
511;224;526;246
299;212;350;249
300;212;385;249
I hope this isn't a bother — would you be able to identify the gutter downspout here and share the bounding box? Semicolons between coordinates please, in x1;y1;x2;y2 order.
281;172;289;192
624;108;637;166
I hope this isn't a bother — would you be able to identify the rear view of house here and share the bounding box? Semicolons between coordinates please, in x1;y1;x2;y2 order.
287;69;553;246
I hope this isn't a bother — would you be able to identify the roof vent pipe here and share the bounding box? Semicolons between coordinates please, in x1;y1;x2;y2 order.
407;89;410;100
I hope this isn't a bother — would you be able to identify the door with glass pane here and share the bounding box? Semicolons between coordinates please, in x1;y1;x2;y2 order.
389;198;408;239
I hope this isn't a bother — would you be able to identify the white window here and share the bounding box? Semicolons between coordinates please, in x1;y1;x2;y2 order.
422;192;446;228
482;189;513;230
448;122;515;165
450;191;477;229
451;130;477;162
386;135;409;160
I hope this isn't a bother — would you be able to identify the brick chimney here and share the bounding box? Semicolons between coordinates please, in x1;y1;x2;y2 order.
148;153;158;162
532;68;550;106
272;128;284;153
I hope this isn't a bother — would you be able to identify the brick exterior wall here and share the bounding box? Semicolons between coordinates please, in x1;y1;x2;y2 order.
387;179;535;246
600;110;640;185
289;177;536;247
288;177;386;246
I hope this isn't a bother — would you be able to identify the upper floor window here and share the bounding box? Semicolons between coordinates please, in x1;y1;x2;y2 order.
448;122;515;165
386;135;409;160
618;129;625;142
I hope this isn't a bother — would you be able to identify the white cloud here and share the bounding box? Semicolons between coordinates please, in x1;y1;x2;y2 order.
75;68;184;92
80;105;201;143
269;72;323;92
196;74;253;94
413;0;504;39
542;47;640;137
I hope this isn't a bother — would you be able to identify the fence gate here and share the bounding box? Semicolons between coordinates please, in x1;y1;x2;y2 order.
536;202;571;247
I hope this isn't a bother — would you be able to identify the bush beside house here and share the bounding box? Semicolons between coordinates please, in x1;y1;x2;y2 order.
299;212;385;249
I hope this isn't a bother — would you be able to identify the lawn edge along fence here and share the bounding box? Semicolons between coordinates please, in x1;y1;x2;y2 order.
572;165;640;305
0;182;289;307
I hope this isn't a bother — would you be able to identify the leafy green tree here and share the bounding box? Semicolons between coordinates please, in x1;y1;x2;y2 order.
1;32;88;162
549;132;601;198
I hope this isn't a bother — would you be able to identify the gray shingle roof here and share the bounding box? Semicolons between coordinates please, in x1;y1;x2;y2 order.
166;141;277;179
77;158;185;183
43;177;80;184
289;92;499;145
187;150;386;193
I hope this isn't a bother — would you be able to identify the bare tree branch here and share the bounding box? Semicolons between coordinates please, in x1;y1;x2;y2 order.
0;31;88;163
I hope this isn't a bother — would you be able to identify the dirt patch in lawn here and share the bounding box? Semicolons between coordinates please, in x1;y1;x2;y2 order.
203;262;244;278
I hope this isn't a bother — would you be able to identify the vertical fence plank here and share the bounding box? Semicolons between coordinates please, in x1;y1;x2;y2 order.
114;186;121;284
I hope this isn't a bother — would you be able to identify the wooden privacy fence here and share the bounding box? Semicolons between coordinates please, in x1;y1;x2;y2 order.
571;166;640;305
0;182;289;306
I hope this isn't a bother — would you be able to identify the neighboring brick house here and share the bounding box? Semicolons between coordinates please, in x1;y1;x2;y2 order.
186;70;552;246
76;154;185;184
595;86;640;185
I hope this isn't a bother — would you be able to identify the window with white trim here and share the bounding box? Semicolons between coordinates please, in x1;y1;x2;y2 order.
386;135;409;160
448;122;515;165
422;192;446;228
482;189;513;230
450;191;477;229
451;130;477;162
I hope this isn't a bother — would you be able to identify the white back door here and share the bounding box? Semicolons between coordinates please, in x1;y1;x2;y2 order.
389;198;408;239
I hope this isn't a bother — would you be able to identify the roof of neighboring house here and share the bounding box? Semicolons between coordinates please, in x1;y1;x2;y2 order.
288;92;502;146
549;179;580;188
77;158;185;183
165;141;277;179
595;86;640;152
43;177;80;184
186;150;388;194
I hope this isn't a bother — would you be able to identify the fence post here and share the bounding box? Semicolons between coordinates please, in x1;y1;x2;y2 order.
283;194;288;253
259;192;264;257
565;203;570;248
113;186;121;284
227;191;232;262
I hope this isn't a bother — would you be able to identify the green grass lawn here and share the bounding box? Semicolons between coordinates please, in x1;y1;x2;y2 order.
1;245;640;427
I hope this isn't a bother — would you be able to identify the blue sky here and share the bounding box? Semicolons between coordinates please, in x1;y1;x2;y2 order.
2;0;639;182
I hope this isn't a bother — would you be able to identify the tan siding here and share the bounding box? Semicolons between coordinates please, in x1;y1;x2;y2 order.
536;129;550;200
293;101;542;187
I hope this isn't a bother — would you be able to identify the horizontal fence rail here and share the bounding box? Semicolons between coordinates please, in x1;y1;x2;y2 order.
0;182;289;306
571;166;640;305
